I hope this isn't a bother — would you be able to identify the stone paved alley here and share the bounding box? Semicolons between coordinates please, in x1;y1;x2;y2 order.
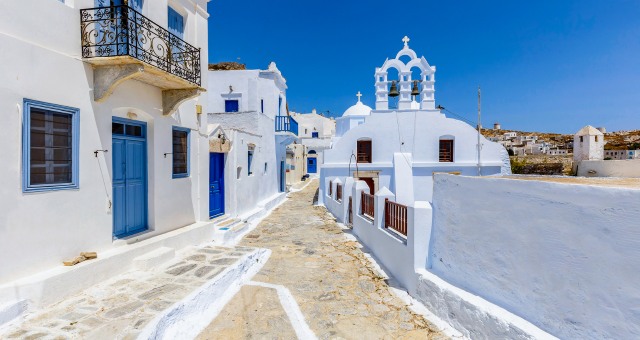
199;181;446;339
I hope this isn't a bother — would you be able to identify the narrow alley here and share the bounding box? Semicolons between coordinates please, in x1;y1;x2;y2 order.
198;181;445;339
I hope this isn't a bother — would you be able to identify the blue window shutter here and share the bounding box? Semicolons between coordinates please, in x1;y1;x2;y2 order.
172;127;189;178
168;7;184;39
22;99;80;192
225;100;239;112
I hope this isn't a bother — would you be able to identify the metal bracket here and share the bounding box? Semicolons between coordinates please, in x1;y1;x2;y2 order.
164;153;173;158
94;150;109;157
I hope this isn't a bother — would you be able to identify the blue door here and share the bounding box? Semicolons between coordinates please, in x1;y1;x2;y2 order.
209;153;225;218
307;158;317;173
280;161;285;192
112;119;147;238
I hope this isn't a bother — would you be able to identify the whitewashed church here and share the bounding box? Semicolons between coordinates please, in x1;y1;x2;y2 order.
320;37;511;219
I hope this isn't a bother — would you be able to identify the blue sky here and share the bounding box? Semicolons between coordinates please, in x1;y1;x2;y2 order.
208;1;640;133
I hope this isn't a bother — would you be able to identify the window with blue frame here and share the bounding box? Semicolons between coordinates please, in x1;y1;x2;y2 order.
23;99;79;192
168;6;185;39
247;144;255;176
312;132;319;138
172;127;189;178
225;100;239;112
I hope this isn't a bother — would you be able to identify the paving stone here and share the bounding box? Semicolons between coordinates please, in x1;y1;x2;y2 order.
138;284;179;300
104;301;144;318
23;332;48;340
148;300;173;312
165;263;197;276
209;257;236;265
197;248;224;254
185;254;207;262
60;311;87;321
193;265;219;278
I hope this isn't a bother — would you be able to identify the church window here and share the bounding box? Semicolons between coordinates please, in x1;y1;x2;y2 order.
595;136;599;142
439;140;454;162
357;140;372;163
580;136;584;143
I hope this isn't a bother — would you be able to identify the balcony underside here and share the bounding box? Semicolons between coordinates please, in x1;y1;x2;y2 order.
87;56;204;116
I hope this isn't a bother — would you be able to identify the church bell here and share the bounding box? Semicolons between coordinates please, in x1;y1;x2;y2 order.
411;80;420;96
388;81;399;97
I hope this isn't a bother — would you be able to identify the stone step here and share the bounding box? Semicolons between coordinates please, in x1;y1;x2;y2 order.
0;300;28;328
133;247;175;270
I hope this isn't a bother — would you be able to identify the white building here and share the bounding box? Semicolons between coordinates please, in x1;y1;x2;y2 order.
207;62;297;220
574;125;604;161
320;37;510;211
291;109;335;175
0;0;211;305
604;149;640;160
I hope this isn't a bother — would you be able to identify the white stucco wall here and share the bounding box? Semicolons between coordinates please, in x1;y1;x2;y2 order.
429;174;640;339
576;159;640;178
0;0;209;283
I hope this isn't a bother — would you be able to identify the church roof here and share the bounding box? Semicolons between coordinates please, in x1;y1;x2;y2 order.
342;92;372;117
575;125;604;136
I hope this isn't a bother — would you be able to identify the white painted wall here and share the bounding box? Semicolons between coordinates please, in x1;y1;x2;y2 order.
429;174;640;339
576;159;640;177
0;0;209;283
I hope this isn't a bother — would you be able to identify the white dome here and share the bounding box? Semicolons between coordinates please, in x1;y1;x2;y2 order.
342;92;372;117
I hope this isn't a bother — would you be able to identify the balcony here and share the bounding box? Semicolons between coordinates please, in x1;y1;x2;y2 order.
80;5;203;114
275;115;298;135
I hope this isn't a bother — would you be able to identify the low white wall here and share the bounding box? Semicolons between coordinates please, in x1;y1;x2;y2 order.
577;159;640;177
350;182;432;293
429;174;640;339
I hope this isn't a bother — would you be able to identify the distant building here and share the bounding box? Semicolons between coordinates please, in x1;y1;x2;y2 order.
291;109;336;175
604;150;640;160
503;132;517;139
574;125;604;161
548;148;569;156
494;122;501;130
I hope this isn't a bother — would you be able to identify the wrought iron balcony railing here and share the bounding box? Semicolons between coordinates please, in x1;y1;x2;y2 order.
275;116;298;135
80;5;201;86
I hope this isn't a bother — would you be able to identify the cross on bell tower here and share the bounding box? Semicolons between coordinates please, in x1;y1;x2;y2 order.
402;36;410;47
356;91;362;102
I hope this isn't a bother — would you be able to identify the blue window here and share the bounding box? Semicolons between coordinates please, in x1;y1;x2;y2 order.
23;99;79;192
172;127;189;178
312;132;319;138
168;6;184;39
247;145;255;176
225;100;239;112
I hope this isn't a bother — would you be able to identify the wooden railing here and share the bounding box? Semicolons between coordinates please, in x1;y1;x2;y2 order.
361;191;375;219
385;199;408;237
336;184;343;201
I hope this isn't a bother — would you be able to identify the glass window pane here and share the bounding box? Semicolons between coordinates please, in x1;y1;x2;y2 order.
126;124;142;137
112;122;125;134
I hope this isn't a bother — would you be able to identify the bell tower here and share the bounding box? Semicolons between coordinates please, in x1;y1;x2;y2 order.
374;36;437;111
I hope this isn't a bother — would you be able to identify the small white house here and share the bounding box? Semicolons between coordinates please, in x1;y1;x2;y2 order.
0;0;210;304
207;62;297;220
574;125;604;161
320;37;510;213
291;109;336;175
